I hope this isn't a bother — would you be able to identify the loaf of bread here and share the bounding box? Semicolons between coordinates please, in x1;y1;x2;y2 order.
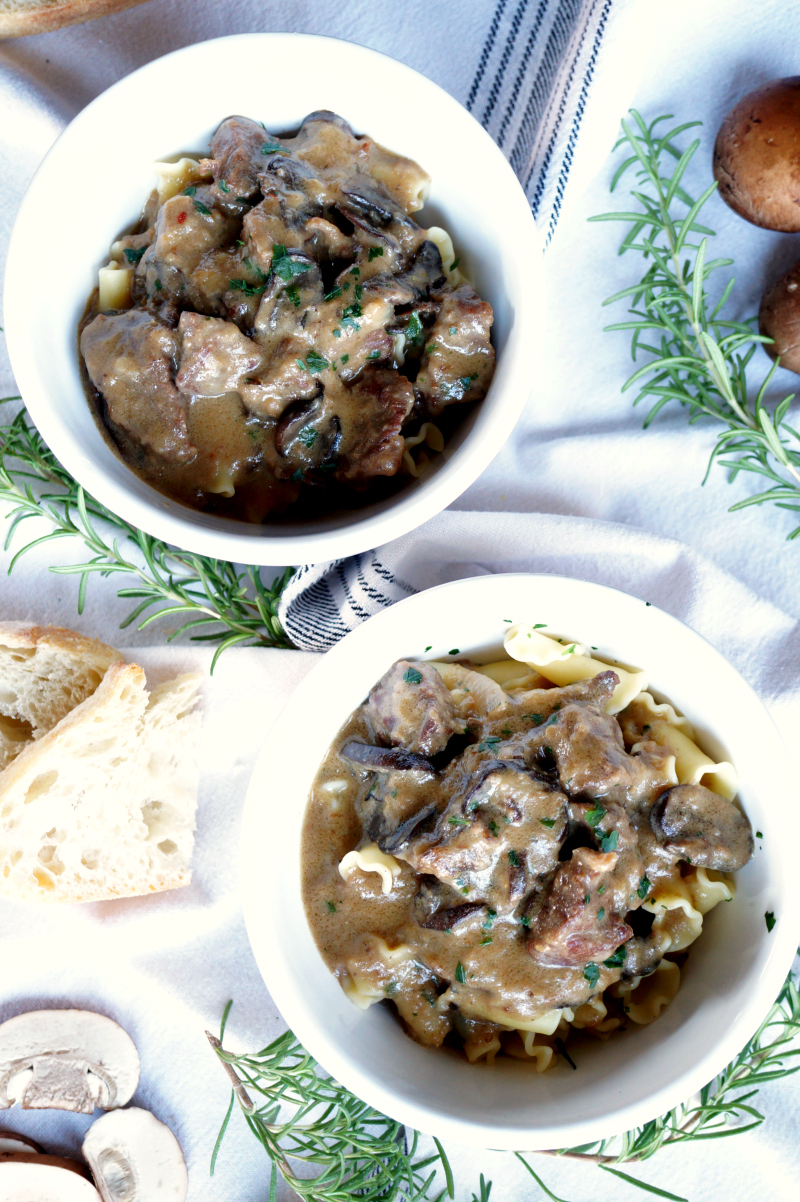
0;0;151;38
0;622;120;772
0;656;202;903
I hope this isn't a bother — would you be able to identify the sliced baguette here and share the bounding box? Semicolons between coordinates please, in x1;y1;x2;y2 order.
0;0;152;38
0;622;120;772
0;661;202;903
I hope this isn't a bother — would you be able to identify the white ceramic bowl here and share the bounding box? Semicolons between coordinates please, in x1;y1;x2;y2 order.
4;33;543;567
241;573;797;1149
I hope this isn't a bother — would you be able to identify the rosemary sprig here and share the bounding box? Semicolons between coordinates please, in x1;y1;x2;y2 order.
209;957;800;1200
592;110;800;537
0;400;294;667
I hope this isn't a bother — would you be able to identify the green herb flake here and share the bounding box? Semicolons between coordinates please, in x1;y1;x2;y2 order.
325;900;336;913
341;302;363;330
603;945;628;968
367;350;381;360
448;648;460;656
585;803;606;828
525;713;543;725
487;819;499;837
305;349;329;374
349;266;360;276
291;468;304;483
153;279;162;292
229;279;265;296
450;258;460;270
597;907;606;921
406;311;423;344
480;936;493;946
422;989;436;1007
756;830;763;839
455;961;466;984
383;980;399;995
285;285;301;307
482;909;497;930
182;184;196;196
297;425;318;448
448;816;470;827
533;623;547;629
340;353;349;364
766;911;776;932
584;893;590;906
508;850;520;867
123;246;146;265
261;139;288;155
637;873;652;900
584;963;600;989
520;915;531;928
368;246;384;261
599;830;619;853
218;179;231;193
539;817;557;828
272;244;312;282
425;645;432;651
194;200;212;216
426;343;438;355
324;285;342;302
403;666;423;685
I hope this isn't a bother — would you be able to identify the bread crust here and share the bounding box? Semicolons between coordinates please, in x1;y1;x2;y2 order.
0;620;120;668
0;0;152;38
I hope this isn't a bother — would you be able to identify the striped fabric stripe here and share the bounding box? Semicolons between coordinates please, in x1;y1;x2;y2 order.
279;0;619;650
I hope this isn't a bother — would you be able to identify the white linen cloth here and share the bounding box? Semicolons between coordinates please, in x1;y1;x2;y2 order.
1;1;800;1200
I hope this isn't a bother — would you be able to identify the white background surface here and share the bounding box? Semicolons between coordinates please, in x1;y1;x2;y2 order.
1;1;799;1199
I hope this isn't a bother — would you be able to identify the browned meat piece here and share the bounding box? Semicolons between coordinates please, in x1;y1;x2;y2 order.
334;369;415;482
203;116;271;200
303;216;355;261
141;188;238;308
337;175;426;259
253;262;325;360
242;346;319;421
367;660;459;755
176;313;263;396
650;784;754;871
364;240;446;307
415;285;495;414
80;311;195;464
421;902;486;930
526;848;633;968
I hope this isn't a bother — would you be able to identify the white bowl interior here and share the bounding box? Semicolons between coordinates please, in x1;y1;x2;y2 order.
4;33;543;565
241;574;797;1149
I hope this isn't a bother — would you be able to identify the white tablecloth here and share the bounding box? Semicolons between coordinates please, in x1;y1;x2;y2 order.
1;2;800;1200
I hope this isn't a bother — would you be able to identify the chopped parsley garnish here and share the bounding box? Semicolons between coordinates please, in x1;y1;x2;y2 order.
597;884;606;893
305;349;329;374
448;816;470;827
520;915;531;928
449;648;460;656
636;874;651;900
459;373;479;390
449;326;457;335
403;666;423;684
508;850;520;867
450;258;460;270
261;139;288;155
153;279;162;292
218;179;230;193
272;244;312;282
597;908;605;921
367;350;381;360
368;246;384;261
384;980;399;995
525;713;543;725
482;909;496;930
355;284;363;300
539;817;557;828
236;196;250;202
324;285;342;301
533;622;547;629
476;735;501;752
340;353;349;364
285;285;301;307
500;727;513;737
756;830;763;839
326;900;336;912
599;830;619;853
405;311;423;344
123;246;146;265
585;803;606;828
182;184;196;196
765;911;776;932
583;963;600;989
603;945;627;968
422;989;436;1007
425;645;433;651
426;343;438;354
333;329;342;337
480;936;493;946
350;266;360;276
229;279;265;295
455;961;466;984
194;200;212;216
487;819;499;837
291;468;304;482
341;302;363;330
584;893;590;906
297;425;318;448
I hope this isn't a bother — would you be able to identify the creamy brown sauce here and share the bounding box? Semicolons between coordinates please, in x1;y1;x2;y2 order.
302;656;753;1066
78;112;495;524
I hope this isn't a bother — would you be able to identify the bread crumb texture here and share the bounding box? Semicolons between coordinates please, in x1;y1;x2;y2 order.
0;661;202;902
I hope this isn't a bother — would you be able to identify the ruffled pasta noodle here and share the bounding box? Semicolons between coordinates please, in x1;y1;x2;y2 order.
338;843;402;895
97;262;133;311
621;961;681;1025
430;661;508;716
503;625;647;713
626;692;737;799
402;422;445;477
152;156;207;203
425;226;465;286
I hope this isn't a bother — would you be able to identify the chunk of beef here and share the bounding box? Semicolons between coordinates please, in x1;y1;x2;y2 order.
333;369;415;482
242;348;319;423
203;116;271;200
367;660;459;755
415;285;495;414
141;188;238;309
650;784;754;871
364;240;446;307
253;262;325;360
309;292;395;382
176;313;263;396
80;310;195;463
526;848;632;968
274;391;340;475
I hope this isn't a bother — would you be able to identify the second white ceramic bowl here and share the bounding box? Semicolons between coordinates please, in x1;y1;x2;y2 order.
4;33;543;566
241;573;796;1149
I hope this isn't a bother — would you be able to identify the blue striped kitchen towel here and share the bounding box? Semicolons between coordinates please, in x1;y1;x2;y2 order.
279;0;652;651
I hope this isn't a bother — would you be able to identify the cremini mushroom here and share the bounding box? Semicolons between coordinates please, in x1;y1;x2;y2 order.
759;258;800;374
713;77;800;230
649;783;754;871
0;1129;42;1154
82;1107;188;1202
0;1154;102;1201
0;1010;139;1113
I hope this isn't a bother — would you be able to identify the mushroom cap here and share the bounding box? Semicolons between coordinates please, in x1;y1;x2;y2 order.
83;1107;188;1202
0;1010;139;1113
759;257;800;374
650;784;754;871
0;1156;102;1201
0;1129;42;1154
713;77;800;231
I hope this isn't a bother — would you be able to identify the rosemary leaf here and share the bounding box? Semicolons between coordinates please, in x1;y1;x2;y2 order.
592;110;800;537
0;400;295;665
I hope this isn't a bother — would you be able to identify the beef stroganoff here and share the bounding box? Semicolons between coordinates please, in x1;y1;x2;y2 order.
302;624;753;1068
78;111;495;523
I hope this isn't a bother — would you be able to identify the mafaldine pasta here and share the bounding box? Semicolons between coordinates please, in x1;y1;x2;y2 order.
301;624;753;1068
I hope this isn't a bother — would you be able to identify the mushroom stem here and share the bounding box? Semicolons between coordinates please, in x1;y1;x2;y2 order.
205;1033;256;1114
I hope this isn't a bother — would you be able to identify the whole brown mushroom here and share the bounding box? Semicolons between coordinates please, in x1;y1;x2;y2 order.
714;77;800;230
759;259;800;374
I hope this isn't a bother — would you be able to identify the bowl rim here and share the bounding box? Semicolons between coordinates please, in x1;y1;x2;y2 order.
3;31;544;567
240;571;800;1150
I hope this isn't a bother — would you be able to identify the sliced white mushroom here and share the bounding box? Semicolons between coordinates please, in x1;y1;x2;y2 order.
83;1107;187;1202
0;1155;102;1200
0;1010;140;1113
0;1129;42;1154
